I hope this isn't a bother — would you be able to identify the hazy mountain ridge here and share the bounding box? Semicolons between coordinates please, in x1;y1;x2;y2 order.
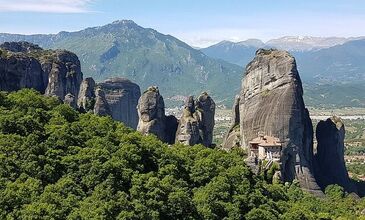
0;20;243;106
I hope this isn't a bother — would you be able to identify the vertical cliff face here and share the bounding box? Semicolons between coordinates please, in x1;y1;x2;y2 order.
94;88;111;116
222;95;241;150
78;77;96;112
314;117;356;193
239;49;322;194
0;42;83;102
43;50;83;100
195;92;216;147
0;54;46;92
98;77;141;129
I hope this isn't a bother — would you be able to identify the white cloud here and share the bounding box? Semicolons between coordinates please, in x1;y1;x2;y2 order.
0;0;94;13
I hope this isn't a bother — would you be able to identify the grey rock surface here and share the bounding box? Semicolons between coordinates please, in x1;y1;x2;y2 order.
175;103;201;146
314;116;357;193
0;42;83;101
43;50;83;100
94;88;111;117
98;77;141;129
78;77;96;112
0;53;46;92
222;95;241;150
64;93;77;109
238;49;322;195
176;94;216;146
196;92;216;147
137;86;167;141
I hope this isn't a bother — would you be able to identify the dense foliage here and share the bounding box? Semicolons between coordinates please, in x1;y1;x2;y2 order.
0;89;364;219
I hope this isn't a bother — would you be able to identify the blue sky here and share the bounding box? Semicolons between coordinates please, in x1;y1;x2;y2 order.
0;0;364;47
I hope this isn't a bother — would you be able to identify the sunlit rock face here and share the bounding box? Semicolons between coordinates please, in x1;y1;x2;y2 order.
98;77;141;129
137;86;167;142
239;49;322;195
77;77;96;112
0;42;83;101
175;93;216;147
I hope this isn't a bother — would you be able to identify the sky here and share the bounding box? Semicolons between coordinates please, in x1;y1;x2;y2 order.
0;0;364;47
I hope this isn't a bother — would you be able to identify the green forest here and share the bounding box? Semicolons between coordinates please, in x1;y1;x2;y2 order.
0;89;364;219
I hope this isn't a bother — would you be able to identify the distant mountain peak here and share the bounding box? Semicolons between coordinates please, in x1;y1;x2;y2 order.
111;20;137;25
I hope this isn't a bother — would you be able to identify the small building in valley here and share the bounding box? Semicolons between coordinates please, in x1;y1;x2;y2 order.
249;133;282;161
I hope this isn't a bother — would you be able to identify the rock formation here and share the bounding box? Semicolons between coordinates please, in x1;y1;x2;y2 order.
137;86;167;141
0;42;83;102
222;95;241;150
64;93;77;109
98;77;141;129
175;97;201;146
175;93;215;147
165;115;179;144
238;49;322;195
0;52;45;92
43;50;83;100
94;88;111;117
195;92;216;147
136;86;178;144
78;77;96;112
314;116;356;193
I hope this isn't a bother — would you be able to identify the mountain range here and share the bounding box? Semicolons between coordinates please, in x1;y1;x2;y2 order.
0;20;242;106
1;20;365;107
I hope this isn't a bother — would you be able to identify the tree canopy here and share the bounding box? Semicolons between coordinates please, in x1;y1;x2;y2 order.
0;89;364;219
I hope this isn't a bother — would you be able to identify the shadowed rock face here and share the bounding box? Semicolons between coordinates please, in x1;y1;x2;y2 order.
0;54;45;92
314;117;357;193
78;77;96;112
94;88;111;116
222;95;241;150
98;77;141;129
239;49;322;195
0;42;83;102
137;86;167;141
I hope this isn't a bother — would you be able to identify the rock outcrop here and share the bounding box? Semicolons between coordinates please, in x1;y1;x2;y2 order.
195;92;216;147
238;49;322;195
42;50;83;100
0;42;83;102
0;52;46;92
136;86;178;144
64;93;77;109
222;95;241;150
314;116;357;193
78;77;96;112
98;77;141;129
175;98;201;146
94;88;111;116
137;86;167;141
175;93;215;147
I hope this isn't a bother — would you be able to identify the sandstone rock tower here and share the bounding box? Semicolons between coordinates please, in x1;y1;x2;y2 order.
237;49;322;195
176;93;215;147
